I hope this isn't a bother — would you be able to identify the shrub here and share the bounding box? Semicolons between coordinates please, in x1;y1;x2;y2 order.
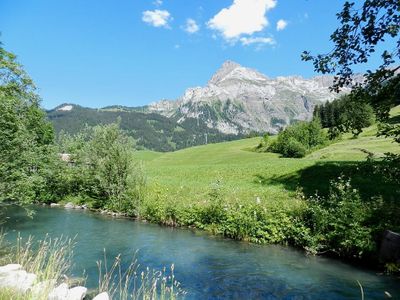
369;152;400;184
303;177;379;258
269;119;327;157
255;134;270;151
281;138;307;158
57;122;146;215
199;180;227;225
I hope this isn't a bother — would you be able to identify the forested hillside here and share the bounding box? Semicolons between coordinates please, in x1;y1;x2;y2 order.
47;104;245;152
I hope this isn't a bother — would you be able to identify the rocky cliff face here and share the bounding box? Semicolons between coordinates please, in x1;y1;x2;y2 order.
148;61;348;134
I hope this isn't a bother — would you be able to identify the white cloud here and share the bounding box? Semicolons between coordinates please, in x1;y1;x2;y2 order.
174;44;181;49
153;0;162;6
207;0;277;40
142;10;172;28
184;18;200;34
240;36;275;46
276;19;288;31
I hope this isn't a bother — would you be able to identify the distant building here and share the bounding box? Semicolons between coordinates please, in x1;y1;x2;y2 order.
59;153;75;166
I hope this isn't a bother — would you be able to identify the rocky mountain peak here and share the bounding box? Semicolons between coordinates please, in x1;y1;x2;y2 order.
208;60;241;85
221;60;242;72
208;60;268;86
148;61;346;135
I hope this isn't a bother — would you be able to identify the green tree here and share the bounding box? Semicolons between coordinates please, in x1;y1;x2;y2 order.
0;42;36;100
302;0;399;133
319;103;328;128
314;95;375;138
337;95;375;137
0;43;58;204
59;122;146;214
302;0;399;182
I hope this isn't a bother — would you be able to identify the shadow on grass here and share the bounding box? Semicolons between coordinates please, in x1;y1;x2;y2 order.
255;160;399;203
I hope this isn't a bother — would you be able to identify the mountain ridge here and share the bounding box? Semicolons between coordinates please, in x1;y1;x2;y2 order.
47;61;349;151
146;61;348;134
46;103;245;152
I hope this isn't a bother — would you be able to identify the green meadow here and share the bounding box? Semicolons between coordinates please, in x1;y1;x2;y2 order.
135;106;400;208
130;107;399;260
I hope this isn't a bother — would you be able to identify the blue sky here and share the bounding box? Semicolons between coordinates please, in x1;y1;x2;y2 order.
0;0;388;109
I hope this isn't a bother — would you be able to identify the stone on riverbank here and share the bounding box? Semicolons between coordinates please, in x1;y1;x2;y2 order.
0;267;37;293
30;279;57;297
66;286;87;300
64;202;75;209
48;283;69;300
93;292;110;300
64;202;83;209
0;264;22;273
380;230;400;263
45;282;88;300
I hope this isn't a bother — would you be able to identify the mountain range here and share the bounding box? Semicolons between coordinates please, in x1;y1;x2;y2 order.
147;61;348;134
47;61;346;151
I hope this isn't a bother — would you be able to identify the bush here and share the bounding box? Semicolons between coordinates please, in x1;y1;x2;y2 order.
140;181;312;247
281;138;307;158
303;176;379;258
269;119;327;157
56;122;146;215
255;134;270;151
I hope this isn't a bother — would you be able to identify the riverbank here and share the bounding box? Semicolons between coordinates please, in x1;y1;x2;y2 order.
39;194;399;275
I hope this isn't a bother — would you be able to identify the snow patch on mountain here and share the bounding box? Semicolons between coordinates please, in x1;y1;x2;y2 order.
57;105;74;111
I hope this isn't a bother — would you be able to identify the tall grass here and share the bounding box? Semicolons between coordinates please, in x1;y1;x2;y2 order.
0;232;185;299
97;250;186;300
0;233;75;300
0;230;10;266
14;234;75;284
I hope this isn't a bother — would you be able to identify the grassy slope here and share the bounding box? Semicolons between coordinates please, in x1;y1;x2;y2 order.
134;106;399;210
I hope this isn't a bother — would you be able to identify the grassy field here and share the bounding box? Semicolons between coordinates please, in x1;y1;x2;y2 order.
131;107;399;258
134;107;400;207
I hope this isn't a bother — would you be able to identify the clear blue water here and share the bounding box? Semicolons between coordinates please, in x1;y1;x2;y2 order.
2;205;399;299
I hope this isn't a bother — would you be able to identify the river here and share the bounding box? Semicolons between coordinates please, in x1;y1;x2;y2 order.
1;205;399;299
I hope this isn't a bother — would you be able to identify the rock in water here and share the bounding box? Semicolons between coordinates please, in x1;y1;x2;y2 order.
30;279;57;297
48;283;69;300
380;230;400;263
64;202;75;209
0;269;37;293
93;292;110;300
66;286;87;300
0;264;22;273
